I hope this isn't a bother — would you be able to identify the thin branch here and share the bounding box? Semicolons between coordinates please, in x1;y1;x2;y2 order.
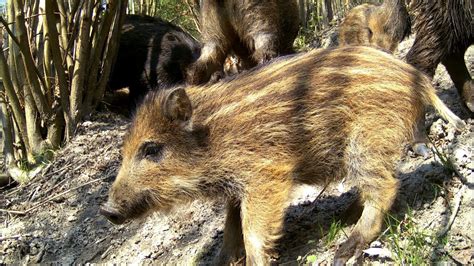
0;208;27;215
437;185;465;238
184;0;201;33
0;16;22;48
0;234;31;241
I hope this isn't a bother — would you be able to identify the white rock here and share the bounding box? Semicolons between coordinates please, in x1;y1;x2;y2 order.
363;247;393;259
370;240;382;248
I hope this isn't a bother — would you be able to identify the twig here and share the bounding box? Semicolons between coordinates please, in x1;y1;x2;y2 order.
24;176;107;214
27;185;41;201
430;139;468;184
38;163;54;178
40;177;68;198
291;183;330;224
39;161;87;199
42;162;73;179
0;13;47;28
184;0;201;33
315;183;329;200
437;185;465;238
4;185;22;198
0;16;22;51
0;208;26;215
100;245;113;260
0;233;31;241
0;177;106;216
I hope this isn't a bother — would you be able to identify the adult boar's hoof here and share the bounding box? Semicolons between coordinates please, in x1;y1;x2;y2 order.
462;80;474;113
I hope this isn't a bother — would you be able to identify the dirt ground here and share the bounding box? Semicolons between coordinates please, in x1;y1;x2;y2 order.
0;36;473;264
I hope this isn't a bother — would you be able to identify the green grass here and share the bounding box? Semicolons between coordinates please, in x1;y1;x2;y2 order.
18;148;54;171
305;254;317;264
430;139;456;174
294;28;315;52
325;219;344;246
13;148;55;183
296;219;345;265
383;209;449;265
297;251;318;266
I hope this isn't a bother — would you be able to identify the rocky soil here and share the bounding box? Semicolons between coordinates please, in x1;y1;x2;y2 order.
0;39;473;264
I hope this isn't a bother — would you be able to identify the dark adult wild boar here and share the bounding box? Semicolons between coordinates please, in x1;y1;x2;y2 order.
339;0;411;53
406;0;474;112
101;46;464;265
109;15;200;105
185;0;299;84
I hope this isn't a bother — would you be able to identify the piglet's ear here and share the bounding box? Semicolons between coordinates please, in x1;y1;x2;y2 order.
163;88;193;123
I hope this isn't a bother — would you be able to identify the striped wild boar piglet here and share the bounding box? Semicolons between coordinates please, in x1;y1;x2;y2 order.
101;46;465;265
339;0;411;53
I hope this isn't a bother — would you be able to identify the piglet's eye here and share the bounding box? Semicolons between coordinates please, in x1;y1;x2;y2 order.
139;142;164;162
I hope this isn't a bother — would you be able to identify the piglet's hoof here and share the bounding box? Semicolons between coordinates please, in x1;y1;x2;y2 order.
411;142;431;158
334;234;365;266
214;249;244;266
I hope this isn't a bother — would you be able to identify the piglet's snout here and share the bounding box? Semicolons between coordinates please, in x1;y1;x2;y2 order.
100;201;126;225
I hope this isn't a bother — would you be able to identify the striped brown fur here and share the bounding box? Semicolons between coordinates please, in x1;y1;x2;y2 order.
101;46;464;265
339;0;411;53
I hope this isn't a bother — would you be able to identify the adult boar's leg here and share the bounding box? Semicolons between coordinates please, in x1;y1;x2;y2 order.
187;41;228;85
442;50;474;113
251;32;278;64
186;1;231;85
215;200;244;265
244;4;279;64
241;177;292;265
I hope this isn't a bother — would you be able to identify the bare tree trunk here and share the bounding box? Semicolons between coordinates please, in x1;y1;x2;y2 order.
69;0;93;134
85;0;120;109
86;0;127;112
0;84;15;170
324;0;333;23
44;0;72;139
129;0;135;14
13;0;51;119
0;41;29;152
298;0;306;28
56;0;74;79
